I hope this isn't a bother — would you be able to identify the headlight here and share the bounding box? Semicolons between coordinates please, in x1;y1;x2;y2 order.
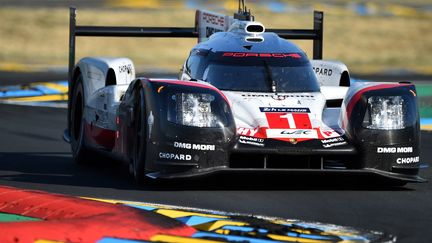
363;96;405;130
168;93;219;127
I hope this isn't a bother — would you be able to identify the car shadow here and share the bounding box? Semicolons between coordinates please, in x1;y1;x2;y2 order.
0;152;140;190
0;152;419;192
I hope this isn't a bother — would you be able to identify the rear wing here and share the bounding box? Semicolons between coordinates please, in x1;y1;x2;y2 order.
68;7;324;84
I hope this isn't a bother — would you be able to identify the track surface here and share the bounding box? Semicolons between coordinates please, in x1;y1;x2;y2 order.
0;104;431;242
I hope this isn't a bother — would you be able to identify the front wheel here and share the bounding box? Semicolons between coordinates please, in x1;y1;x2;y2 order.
131;88;147;183
69;73;99;164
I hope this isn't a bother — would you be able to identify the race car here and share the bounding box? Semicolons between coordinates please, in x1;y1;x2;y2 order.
64;2;425;184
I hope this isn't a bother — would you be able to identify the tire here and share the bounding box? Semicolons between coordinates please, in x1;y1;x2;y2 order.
69;74;99;164
131;88;148;183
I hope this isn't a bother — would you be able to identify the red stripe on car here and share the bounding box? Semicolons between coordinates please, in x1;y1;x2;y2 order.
85;122;115;150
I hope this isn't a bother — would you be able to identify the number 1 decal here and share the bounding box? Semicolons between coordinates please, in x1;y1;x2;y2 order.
279;114;297;128
265;113;312;129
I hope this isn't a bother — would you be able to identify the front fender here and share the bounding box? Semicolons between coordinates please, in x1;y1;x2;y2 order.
140;79;237;173
341;82;420;174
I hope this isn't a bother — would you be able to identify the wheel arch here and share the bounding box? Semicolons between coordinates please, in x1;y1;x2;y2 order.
339;71;351;87
106;68;117;86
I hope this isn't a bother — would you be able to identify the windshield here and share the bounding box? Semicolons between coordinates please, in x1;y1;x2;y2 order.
196;52;319;92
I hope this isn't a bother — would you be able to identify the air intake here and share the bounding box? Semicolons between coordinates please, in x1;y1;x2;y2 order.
246;24;264;34
228;21;265;35
245;36;264;43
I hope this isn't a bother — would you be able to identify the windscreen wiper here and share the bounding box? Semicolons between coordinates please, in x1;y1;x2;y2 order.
263;60;277;94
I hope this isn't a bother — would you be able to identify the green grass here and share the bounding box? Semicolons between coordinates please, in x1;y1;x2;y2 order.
0;212;40;222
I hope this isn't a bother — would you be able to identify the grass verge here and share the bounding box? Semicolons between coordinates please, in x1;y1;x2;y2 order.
0;7;431;74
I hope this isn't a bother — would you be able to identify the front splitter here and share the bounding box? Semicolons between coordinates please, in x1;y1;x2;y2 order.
147;167;427;183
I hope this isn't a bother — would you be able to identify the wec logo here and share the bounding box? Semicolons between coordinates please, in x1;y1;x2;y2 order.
280;130;311;135
266;129;318;139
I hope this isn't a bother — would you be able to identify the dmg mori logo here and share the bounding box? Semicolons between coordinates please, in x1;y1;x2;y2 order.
377;147;413;154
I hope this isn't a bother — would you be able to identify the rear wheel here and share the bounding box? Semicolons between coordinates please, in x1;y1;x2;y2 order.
131;88;148;183
70;74;99;164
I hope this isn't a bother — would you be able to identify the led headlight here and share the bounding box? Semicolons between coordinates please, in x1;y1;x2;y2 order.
168;93;219;127
364;96;405;130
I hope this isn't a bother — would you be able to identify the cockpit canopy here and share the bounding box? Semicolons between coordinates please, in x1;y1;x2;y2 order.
184;49;320;93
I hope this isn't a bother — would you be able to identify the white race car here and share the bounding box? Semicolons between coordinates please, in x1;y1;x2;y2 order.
64;3;424;185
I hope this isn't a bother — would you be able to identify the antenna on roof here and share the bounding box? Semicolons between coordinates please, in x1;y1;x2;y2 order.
234;0;254;21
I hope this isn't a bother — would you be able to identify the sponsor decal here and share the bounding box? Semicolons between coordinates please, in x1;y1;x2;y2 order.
323;142;347;148
238;136;265;147
202;11;225;27
313;67;333;76
222;52;302;58
265;112;312;129
119;64;133;74
237;127;259;137
377;147;413;154
259;107;310;113
241;94;314;98
321;137;345;144
320;129;340;139
159;152;192;161
173;142;215;151
321;137;347;148
266;129;318;139
206;27;223;37
396;156;419;164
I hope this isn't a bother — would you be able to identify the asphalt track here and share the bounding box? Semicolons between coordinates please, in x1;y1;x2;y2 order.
0;73;432;242
3;105;432;242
